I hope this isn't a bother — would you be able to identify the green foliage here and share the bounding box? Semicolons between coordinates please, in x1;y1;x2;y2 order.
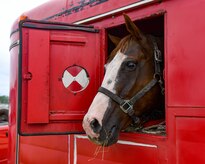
0;96;9;104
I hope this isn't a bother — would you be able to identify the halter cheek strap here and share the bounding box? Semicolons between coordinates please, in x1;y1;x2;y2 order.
98;78;157;124
98;37;164;125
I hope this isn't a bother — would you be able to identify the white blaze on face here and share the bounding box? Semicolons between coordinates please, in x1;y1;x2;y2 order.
83;51;127;138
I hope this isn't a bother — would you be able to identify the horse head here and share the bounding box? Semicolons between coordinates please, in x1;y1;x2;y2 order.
83;14;164;146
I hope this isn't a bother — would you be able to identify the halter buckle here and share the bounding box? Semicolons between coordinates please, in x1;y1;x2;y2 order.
120;100;134;116
154;49;162;62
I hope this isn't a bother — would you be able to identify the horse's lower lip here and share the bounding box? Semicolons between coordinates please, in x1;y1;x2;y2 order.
103;125;118;146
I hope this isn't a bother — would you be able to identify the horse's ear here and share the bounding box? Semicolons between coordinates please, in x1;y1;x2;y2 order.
124;14;143;40
108;34;121;46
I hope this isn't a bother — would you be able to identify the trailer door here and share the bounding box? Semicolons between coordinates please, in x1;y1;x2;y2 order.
19;20;103;135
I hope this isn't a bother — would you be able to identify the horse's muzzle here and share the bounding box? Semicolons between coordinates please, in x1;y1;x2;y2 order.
88;124;119;146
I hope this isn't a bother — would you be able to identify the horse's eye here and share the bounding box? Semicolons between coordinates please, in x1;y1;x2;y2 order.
125;61;137;71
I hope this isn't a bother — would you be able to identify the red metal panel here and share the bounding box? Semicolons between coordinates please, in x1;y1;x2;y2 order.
166;107;205;164
20;20;102;135
16;0;157;24
75;135;159;164
27;29;49;124
49;30;99;121
176;117;205;164
167;0;205;107
19;135;68;164
8;45;18;164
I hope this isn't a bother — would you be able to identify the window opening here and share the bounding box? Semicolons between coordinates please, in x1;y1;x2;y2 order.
106;15;165;136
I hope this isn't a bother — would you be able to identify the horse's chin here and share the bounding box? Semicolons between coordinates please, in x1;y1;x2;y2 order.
88;126;119;147
88;136;118;147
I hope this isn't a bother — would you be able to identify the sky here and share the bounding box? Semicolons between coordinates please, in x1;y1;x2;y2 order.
0;0;49;96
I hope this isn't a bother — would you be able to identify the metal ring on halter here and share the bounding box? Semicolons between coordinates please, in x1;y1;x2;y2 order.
154;49;162;62
153;73;161;81
120;100;134;116
153;73;165;95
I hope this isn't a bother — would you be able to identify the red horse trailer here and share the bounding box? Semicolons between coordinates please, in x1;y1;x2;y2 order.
8;0;205;163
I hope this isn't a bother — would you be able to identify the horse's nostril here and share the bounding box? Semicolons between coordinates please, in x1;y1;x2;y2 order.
90;119;102;134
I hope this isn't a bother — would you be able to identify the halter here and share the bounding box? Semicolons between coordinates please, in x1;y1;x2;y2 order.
98;37;164;125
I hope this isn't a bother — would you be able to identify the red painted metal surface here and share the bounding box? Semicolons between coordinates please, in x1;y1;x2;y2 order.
19;21;102;134
166;1;205;107
0;123;8;164
176;116;205;163
75;134;162;164
8;0;205;163
19;135;68;164
26;29;50;124
8;35;19;164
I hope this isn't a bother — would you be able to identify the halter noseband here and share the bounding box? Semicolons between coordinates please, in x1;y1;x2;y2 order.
98;37;164;125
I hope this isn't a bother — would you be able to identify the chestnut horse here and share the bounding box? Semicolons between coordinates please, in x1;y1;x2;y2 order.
83;14;164;146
